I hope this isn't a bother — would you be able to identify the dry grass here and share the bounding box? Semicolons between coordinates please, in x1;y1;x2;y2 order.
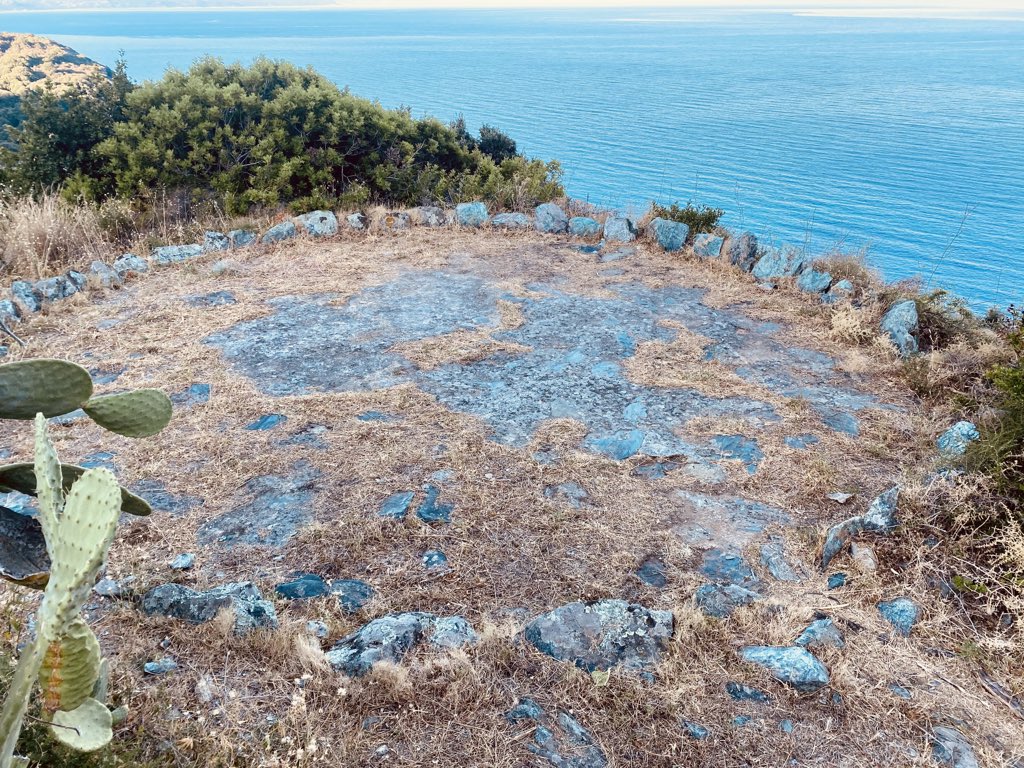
1;228;1022;767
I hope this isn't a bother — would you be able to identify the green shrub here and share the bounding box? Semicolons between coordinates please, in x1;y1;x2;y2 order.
477;125;517;163
914;289;975;351
650;200;723;236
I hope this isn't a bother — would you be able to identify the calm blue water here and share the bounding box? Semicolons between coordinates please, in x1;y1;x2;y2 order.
2;7;1022;308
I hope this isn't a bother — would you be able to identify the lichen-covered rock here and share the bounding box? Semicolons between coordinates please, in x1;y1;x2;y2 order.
89;261;122;289
568;216;602;238
331;578;375;613
647;218;689;252
228;229;256;248
821;516;864;569
822;278;855;304
203;230;231;252
380;211;411;230
112;253;148;277
862;486;900;532
141;582;278;635
275;573;329;599
740;646;830;692
9;280;39;314
752;247;808;280
410;206;446;227
937;421;980;458
694;583;760;617
262;221;297;244
456;201;489;228
881;300;919;356
878;597;919;636
34;275;76;302
0;299;19;325
797;269;832;293
151;244;204;266
693;233;724;259
534;202;568;233
428;616;479;648
345;212;367;230
603;215;636;243
725;232;758;271
491;212;531;230
726;682;769;702
795;618;845;650
524;599;673;671
66;270;87;291
295;210;339;237
931;726;979;768
760;538;802;582
379;490;414;519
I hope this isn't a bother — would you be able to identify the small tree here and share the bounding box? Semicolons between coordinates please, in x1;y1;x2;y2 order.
477;125;517;163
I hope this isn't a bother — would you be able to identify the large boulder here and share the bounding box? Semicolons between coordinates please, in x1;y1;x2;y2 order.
262;221;298;244
228;229;256;248
410;206;446;227
491;212;531;231
880;300;919;357
202;230;231;252
456;201;489;228
34;275;76;302
569;216;602;239
345;212;367;230
822;279;855;304
141;582;278;635
937;421;980;458
10;280;40;314
647;218;689;252
752;246;808;280
89;261;122;289
524;599;674;671
725;232;758;271
534;202;568;233
797;269;832;293
295;210;339;237
740;646;830;692
603;215;636;243
151;244;204;266
931;726;979;768
112;253;148;278
693;233;724;259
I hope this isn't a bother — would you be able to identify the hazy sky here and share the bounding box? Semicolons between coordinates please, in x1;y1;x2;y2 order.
290;0;1024;7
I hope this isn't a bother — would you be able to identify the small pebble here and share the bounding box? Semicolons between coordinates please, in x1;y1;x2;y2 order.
144;658;178;675
827;572;847;590
170;553;196;570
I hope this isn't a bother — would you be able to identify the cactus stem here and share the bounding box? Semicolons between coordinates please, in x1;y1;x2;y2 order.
0;636;46;768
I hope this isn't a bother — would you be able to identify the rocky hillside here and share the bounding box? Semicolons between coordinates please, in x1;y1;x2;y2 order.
0;32;109;96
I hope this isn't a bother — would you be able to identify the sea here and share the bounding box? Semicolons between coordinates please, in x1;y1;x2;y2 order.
1;6;1022;308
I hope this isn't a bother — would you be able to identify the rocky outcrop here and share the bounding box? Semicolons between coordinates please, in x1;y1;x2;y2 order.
535;202;568;233
739;646;830;692
881;300;919;356
141;582;278;635
456;201;489;227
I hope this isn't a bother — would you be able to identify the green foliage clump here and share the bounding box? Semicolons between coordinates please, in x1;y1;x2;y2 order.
913;288;975;352
650;200;723;236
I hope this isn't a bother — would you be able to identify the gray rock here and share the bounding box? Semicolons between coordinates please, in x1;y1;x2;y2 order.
94;576;133;597
306;620;329;639
262;221;297;244
203;231;231;252
228;229;256;248
416;484;452;524
423;550;448;570
428;616;479;648
647;218;689;252
740;646;830;692
760;538;802;582
603;215;636;243
170;553;195;571
937;421;980;458
9;281;40;314
34;275;76;302
880;300;919;357
681;720;709;740
726;232;758;271
345;212;367;230
295;210;338;237
456;201;489;228
187;290;236;308
275;573;329;599
151;244;204;266
534;203;568;233
752;247;808;280
636;557;667;588
931;726;979;768
821;516;865;569
544;481;588;509
797;269;832;293
141;582;278;635
726;682;769;702
89;261;122;289
112;253;149;277
878;597;920;636
827;572;847;589
170;383;211;408
131;479;203;516
379;490;415;520
380;211;411;230
143;657;178;675
822;279;855;304
410;206;446;227
524;599;673;671
700;548;759;589
568;216;602;238
507;698;544;722
795;618;845;649
693;233;724;259
694;583;760;618
326;612;476;675
491;212;531;230
0;299;19;324
331;578;375;613
65;270;87;291
862;486;900;532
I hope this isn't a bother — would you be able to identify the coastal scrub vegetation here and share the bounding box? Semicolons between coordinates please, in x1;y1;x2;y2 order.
650;200;723;236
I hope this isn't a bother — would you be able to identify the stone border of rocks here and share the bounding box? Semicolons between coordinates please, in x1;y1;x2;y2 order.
1;200;924;358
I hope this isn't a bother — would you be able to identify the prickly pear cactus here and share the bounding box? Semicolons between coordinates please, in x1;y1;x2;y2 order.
39;617;102;715
83;389;173;438
0;360;93;420
0;462;153;520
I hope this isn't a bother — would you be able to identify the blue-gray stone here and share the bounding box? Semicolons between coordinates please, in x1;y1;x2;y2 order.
588;429;644;460
693;233;724;259
636;557;667;588
65;270;87;291
695;583;760;618
346;212;367;230
0;299;19;323
151;244;204;265
711;434;763;474
81;451;116;471
276;573;329;599
862;486;900;532
733;715;753;727
524;599;674;671
35;275;76;302
827;572;847;590
795;618;845;649
568;216;601;238
246;413;288;431
262;221;297;244
784;433;819;450
752;247;808;280
797;269;832;293
740;646;830;692
144;658;178;675
600;246;636;262
112;253;148;277
456;201;489;227
726;682;769;702
142;582;278;635
890;684;912;699
10;280;40;313
411;206;446;227
544;481;588;509
187;290;236;308
507;698;544;722
357;410;395;422
416;485;453;524
681;721;709;740
726;232;758;271
648;218;689;252
331;578;375;613
491;212;531;230
931;726;979;768
822;279;855;305
423;549;448;569
131;479;203;516
228;229;256;247
534;203;568;233
295;210;339;237
171;383;210;407
937;421;980;458
429;616;479;648
380;491;415;520
821;516;865;569
603;215;636;243
880;300;920;357
631;460;680;480
700;549;759;588
170;553;195;570
89;261;122;289
878;597;920;636
325;612;475;675
780;719;794;734
760;539;802;582
203;230;231;252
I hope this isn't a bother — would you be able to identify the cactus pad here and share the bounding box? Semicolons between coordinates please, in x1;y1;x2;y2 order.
39;618;102;714
83;389;173;438
0;359;93;420
0;504;51;588
49;698;113;752
0;463;152;517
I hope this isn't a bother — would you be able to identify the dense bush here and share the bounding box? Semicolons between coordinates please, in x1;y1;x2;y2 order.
651;200;723;235
0;57;561;215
